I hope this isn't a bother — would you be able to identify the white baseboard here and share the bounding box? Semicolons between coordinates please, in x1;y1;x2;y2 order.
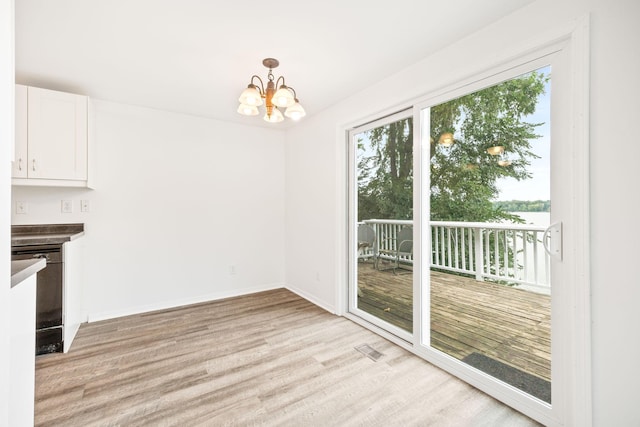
87;282;284;322
285;284;336;314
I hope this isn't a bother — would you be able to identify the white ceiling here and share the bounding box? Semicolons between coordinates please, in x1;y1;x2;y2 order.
15;0;532;129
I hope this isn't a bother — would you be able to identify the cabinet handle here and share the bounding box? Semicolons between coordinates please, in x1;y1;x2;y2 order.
32;159;36;171
18;158;22;171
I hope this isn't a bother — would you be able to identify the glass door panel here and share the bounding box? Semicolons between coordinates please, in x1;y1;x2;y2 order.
425;66;552;403
350;112;414;336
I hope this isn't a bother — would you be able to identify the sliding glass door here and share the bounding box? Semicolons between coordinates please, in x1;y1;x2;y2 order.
422;65;553;403
347;38;587;424
348;110;414;340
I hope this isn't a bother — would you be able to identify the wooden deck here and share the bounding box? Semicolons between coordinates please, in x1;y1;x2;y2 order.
357;263;551;382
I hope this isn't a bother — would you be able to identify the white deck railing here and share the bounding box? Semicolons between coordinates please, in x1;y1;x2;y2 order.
362;219;550;294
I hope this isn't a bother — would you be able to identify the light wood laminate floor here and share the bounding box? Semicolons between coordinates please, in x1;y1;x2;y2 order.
35;288;540;426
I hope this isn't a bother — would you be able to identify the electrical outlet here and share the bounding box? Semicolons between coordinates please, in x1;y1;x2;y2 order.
16;201;28;214
80;200;90;212
61;200;73;213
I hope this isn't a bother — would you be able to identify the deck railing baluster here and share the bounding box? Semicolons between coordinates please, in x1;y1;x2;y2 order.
461;228;467;270
531;231;537;282
522;231;529;282
504;230;508;277
453;228;460;270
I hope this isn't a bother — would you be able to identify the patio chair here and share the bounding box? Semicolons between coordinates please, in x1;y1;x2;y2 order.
357;223;377;265
375;226;413;274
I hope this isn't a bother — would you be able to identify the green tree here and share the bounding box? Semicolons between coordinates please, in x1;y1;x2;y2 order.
357;69;548;223
358;119;413;220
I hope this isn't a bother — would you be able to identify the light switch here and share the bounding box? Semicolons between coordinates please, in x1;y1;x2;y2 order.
80;200;90;212
16;201;27;214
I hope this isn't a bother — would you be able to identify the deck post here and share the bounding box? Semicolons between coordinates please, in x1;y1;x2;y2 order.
474;227;484;281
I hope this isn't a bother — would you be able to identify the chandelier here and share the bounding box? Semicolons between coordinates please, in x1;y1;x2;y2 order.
237;58;306;123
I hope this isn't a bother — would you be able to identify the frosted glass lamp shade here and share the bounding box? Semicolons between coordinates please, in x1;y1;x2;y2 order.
238;86;263;106
272;86;295;108
285;101;306;120
237;104;259;116
264;107;284;123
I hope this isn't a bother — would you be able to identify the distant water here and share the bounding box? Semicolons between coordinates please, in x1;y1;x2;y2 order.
510;211;550;226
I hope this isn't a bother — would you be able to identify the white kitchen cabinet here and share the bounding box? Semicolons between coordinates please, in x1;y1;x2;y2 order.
12;84;28;178
12;85;90;187
63;237;86;352
9;273;37;427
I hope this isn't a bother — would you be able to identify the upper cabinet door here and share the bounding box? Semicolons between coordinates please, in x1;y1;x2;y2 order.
12;85;28;178
27;87;88;181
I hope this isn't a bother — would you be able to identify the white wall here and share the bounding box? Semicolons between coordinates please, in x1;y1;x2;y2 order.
0;0;14;423
588;0;640;424
12;99;287;321
284;116;341;312
284;0;640;424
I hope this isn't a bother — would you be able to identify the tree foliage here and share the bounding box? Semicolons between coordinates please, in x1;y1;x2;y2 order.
357;119;413;220
357;70;548;223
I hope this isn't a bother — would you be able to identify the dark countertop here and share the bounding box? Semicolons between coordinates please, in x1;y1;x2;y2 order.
11;223;85;247
11;258;46;288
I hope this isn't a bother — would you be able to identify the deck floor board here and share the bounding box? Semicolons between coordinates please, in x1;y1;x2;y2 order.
357;264;551;381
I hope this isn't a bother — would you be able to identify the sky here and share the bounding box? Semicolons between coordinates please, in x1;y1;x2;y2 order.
495;66;551;201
